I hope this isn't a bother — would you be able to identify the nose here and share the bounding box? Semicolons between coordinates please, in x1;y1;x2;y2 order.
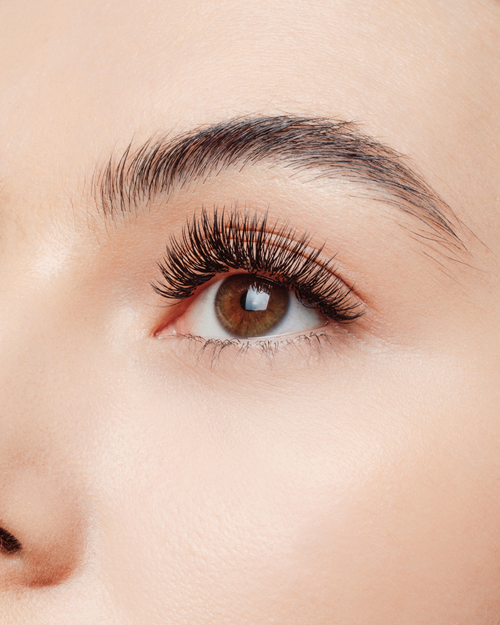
0;266;87;594
0;459;84;589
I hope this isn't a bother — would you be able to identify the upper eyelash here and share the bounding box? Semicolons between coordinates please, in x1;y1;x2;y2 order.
153;207;365;323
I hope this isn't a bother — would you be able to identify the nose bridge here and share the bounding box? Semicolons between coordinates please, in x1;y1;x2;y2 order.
0;210;97;408
0;259;67;425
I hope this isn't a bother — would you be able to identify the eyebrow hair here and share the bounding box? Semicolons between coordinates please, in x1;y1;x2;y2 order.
93;115;466;253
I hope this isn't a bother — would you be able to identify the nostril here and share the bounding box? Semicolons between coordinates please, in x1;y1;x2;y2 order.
0;527;22;555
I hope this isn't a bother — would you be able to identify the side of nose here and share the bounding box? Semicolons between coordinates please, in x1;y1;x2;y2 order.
0;269;87;593
0;457;84;589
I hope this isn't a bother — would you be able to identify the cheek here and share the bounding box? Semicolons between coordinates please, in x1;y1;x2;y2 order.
93;347;500;623
3;320;500;624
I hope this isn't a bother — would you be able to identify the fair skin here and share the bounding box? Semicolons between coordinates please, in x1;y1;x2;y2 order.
1;0;500;622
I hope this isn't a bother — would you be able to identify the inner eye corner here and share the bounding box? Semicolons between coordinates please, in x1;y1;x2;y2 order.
0;527;22;555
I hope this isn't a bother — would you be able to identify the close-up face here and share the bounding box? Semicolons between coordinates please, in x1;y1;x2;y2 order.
1;0;500;622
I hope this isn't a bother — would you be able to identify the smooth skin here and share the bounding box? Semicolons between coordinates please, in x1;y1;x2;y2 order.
1;0;500;623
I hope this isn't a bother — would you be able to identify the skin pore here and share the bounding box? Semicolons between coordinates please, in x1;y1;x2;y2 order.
1;0;500;622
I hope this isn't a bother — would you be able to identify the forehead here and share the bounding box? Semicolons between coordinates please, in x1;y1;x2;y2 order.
0;0;499;248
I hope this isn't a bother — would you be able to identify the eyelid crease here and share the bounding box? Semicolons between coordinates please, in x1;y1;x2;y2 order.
152;207;365;324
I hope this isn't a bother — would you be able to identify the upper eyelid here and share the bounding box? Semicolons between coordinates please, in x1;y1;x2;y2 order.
152;208;365;323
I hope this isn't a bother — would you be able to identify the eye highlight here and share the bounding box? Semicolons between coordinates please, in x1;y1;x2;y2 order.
152;208;365;351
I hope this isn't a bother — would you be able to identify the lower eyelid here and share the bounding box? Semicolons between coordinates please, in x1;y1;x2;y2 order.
155;323;360;372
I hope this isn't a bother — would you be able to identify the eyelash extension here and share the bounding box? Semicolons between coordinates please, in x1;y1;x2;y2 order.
153;207;365;323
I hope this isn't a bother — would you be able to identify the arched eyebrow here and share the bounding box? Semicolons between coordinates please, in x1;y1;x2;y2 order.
93;115;466;254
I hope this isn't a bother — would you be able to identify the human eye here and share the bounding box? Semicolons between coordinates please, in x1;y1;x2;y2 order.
152;208;365;361
171;272;327;340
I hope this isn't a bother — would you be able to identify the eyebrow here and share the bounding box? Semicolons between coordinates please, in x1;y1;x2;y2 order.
93;115;466;253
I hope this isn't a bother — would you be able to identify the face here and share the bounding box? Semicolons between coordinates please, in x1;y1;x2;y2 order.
1;0;500;622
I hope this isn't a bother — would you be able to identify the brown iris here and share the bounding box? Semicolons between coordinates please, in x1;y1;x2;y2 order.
215;274;290;338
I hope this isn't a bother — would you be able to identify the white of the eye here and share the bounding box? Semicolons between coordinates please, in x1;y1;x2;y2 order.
184;277;326;340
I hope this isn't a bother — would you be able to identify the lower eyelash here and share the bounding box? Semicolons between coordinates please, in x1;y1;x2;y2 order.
164;330;340;369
